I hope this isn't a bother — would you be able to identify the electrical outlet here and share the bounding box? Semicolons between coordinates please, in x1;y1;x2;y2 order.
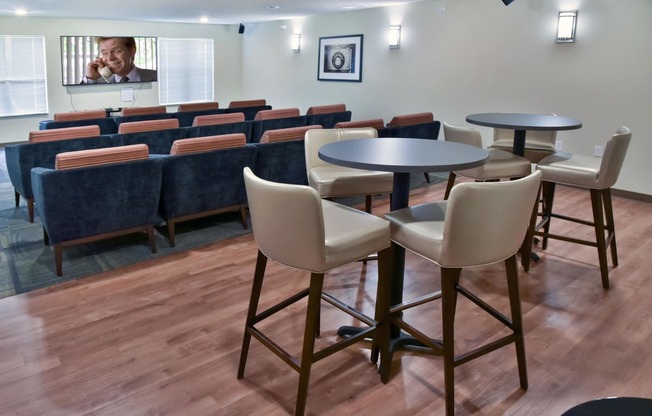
555;140;563;151
594;145;604;157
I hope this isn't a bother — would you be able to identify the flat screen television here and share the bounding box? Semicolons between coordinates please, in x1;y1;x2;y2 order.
60;35;157;86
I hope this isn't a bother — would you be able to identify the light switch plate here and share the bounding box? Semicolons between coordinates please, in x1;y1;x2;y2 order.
121;87;134;102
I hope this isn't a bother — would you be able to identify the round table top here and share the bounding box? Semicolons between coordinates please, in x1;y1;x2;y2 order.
466;112;582;131
562;397;652;415
318;137;488;174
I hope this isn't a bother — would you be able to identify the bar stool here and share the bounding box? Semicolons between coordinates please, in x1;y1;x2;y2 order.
380;171;542;415
238;167;392;416
443;122;533;199
524;126;632;289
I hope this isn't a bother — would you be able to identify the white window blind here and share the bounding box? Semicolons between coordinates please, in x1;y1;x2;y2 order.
158;38;214;105
0;35;48;117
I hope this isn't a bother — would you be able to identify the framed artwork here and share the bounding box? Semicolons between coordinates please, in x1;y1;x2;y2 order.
317;34;363;82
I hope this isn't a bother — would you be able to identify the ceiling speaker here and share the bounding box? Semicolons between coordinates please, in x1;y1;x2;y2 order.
238;24;245;34
502;0;515;4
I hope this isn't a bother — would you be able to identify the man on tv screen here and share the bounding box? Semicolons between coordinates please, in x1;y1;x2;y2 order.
81;36;157;84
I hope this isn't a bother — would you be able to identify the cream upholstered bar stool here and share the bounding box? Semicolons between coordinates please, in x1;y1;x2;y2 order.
305;128;393;213
379;171;542;416
489;113;559;163
238;167;392;416
443;122;533;199
523;126;632;289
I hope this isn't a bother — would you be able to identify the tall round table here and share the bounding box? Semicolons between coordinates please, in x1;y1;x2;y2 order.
466;112;582;157
319;137;488;349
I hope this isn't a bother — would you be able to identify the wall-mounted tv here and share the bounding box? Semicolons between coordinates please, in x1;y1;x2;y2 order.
60;35;157;86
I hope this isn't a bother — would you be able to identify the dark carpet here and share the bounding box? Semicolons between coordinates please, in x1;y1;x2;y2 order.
0;147;446;299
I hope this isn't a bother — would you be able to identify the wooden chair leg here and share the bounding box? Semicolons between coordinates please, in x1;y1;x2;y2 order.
371;246;393;365
239;204;249;229
424;172;431;183
28;198;35;223
602;188;618;266
441;267;461;416
296;273;324;416
521;184;541;272
505;255;528;389
238;251;268;379
54;244;63;277
167;221;176;247
541;182;555;250
365;195;372;213
590;189;610;289
444;172;457;200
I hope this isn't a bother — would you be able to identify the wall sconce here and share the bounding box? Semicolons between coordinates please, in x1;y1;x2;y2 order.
557;11;577;43
291;34;301;52
388;25;401;49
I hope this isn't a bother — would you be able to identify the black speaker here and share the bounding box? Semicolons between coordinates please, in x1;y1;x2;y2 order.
502;0;515;4
238;24;245;34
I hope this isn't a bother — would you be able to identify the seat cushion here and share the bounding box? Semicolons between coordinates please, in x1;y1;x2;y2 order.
385;202;448;264
170;134;246;155
309;166;393;197
455;148;532;180
536;151;602;188
321;199;391;271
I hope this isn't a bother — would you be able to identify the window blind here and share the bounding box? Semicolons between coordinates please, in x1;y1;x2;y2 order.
158;38;214;105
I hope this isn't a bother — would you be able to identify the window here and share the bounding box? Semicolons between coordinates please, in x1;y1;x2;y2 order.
0;35;48;117
158;38;214;105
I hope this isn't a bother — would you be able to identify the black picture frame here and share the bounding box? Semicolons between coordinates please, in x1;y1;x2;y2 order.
317;34;363;82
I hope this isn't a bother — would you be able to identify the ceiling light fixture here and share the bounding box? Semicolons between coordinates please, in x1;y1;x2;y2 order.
15;8;28;16
557;11;578;43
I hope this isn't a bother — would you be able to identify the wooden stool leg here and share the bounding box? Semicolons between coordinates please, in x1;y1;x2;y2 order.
295;273;324;416
237;251;268;379
365;195;372;213
15;190;20;208
28;198;35;223
521;184;541;272
505;254;528;389
444;172;457;200
441;267;461;416
602;188;619;266
590;189;610;289
371;246;393;365
541;182;555;250
167;221;176;248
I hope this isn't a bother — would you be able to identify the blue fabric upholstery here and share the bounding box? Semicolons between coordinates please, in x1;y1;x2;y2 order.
187;121;253;140
251;140;308;185
6;135;116;203
250;116;308;143
113;128;190;154
225;105;272;120
388;121;441;140
31;158;163;244
158;146;257;220
173;109;226;127
306;111;352;129
39;118;118;135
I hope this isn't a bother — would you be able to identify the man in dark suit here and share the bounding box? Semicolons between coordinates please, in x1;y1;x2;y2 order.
82;36;157;84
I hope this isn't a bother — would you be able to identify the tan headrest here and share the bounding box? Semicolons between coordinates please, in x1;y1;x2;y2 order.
387;112;434;127
334;119;385;130
192;112;245;127
228;99;266;108
29;125;101;143
177;102;219;112
260;125;323;143
254;108;301;121
306;104;347;115
117;118;179;134
121;106;167;116
53;109;107;122
170;134;247;155
55;144;149;170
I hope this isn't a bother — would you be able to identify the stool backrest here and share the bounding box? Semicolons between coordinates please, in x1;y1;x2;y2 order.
443;122;483;148
304;127;377;175
443;171;542;266
598;126;632;189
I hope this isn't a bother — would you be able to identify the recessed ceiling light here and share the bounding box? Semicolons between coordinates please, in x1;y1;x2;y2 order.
340;5;360;10
15;8;28;16
266;5;281;9
200;16;209;23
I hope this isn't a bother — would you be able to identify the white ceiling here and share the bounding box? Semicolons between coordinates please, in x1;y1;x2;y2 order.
0;0;429;25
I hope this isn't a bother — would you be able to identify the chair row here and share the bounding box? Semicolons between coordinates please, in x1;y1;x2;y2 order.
38;102;354;135
31;132;315;276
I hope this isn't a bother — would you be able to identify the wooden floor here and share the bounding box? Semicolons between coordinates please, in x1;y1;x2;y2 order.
1;179;652;415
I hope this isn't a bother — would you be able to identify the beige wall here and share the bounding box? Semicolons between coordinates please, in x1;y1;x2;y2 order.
1;0;651;195
241;0;652;195
0;16;243;144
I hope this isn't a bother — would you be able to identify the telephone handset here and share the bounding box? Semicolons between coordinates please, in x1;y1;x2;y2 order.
98;66;112;82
